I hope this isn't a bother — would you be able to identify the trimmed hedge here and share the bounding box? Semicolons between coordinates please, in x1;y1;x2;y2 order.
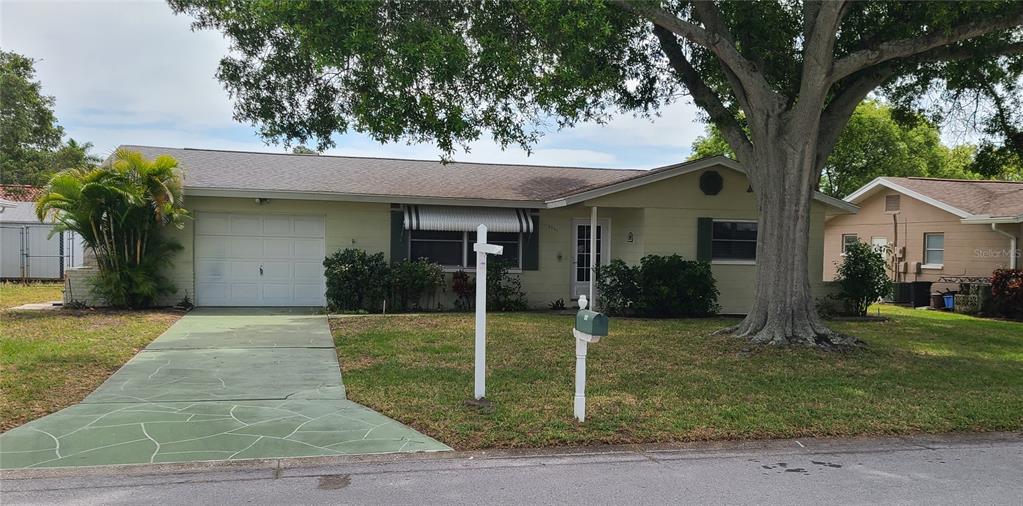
596;255;719;317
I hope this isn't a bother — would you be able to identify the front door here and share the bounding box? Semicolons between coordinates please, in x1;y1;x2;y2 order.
571;220;610;300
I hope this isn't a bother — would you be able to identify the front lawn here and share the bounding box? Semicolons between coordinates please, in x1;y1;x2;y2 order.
0;282;64;309
332;305;1023;450
0;309;181;431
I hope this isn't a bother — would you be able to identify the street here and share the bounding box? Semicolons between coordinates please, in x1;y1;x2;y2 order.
3;433;1021;505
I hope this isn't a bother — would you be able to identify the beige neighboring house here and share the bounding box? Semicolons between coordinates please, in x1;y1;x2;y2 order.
824;177;1022;288
68;146;857;314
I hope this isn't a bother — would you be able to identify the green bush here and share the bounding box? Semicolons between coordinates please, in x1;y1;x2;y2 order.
596;254;719;317
834;241;891;316
487;259;528;311
323;249;389;312
594;259;640;315
389;258;445;311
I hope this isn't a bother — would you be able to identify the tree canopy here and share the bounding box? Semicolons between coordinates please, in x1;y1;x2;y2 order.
0;50;98;186
690;101;987;197
170;0;1023;346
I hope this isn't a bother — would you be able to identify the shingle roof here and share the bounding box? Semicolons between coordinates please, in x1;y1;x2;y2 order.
0;185;44;201
882;177;1023;218
118;145;646;204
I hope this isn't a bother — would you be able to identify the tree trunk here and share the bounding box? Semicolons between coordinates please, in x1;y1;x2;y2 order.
730;113;860;348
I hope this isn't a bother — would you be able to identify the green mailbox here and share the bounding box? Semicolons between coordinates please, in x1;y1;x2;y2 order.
575;309;609;337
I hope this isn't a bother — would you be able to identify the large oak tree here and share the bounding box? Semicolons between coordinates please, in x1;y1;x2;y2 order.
170;0;1023;346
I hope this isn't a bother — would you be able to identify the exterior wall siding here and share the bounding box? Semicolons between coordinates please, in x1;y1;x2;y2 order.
823;191;1021;289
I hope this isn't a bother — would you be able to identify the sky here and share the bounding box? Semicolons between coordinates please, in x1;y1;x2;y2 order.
0;0;709;170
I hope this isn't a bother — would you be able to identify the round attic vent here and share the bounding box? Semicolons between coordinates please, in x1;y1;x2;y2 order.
699;170;723;196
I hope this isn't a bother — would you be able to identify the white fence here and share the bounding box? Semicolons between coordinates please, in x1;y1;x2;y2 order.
0;224;85;280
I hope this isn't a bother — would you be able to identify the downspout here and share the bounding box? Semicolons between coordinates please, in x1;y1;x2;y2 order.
991;223;1018;269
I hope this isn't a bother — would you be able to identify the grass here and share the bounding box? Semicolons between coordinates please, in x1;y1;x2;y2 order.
332;305;1023;450
0;309;181;431
0;282;64;309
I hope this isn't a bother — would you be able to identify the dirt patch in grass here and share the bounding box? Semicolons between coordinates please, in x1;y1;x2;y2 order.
332;307;1023;450
0;308;181;431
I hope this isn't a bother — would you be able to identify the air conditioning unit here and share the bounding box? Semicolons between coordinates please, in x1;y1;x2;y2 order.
910;261;922;275
895;246;906;260
898;261;909;273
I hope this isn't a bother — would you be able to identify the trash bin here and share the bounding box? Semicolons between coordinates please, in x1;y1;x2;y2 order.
930;293;944;309
894;282;913;304
910;281;933;308
942;294;955;309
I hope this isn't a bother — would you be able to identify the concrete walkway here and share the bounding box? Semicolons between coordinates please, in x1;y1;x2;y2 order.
0;308;449;469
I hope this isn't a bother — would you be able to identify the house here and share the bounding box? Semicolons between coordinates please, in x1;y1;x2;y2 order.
0;185;86;281
66;146;856;314
824;177;1022;289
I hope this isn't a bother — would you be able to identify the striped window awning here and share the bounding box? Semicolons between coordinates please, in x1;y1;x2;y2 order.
403;205;535;233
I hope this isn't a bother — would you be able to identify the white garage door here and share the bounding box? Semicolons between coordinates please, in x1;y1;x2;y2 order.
194;212;326;306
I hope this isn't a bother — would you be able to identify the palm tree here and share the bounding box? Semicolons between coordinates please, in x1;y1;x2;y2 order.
36;149;189;307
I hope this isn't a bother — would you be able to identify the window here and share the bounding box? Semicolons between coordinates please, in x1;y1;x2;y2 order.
885;194;901;213
842;234;859;254
409;230;521;269
924;233;944;266
712;221;757;261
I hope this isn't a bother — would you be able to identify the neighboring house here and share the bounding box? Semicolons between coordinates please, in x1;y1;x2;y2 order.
68;146;856;314
824;177;1022;288
0;185;86;281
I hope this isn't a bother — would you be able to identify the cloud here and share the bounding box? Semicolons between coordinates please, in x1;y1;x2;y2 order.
1;0;705;170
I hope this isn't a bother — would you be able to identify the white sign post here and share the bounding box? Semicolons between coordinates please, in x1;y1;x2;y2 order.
472;224;503;400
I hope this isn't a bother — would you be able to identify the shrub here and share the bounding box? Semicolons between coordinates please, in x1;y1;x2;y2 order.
595;254;718;317
451;270;473;311
636;254;719;317
595;259;640;315
833;241;891;316
323;249;389;312
990;269;1023;319
389;258;445;311
486;259;528;311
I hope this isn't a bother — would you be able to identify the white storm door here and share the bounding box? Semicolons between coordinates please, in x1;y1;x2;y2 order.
194;212;326;306
570;219;610;300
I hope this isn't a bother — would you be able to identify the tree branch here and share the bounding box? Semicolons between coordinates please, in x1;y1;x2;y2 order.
797;1;846;107
689;1;751;113
653;26;753;163
831;9;1023;83
613;0;777;106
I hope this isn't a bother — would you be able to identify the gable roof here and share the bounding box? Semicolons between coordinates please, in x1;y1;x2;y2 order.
845;176;1023;222
113;145;854;212
0;185;44;202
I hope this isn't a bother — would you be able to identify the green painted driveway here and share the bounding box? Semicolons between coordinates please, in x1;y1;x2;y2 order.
0;308;449;469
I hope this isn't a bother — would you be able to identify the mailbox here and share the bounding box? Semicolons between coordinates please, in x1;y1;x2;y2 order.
575;309;609;337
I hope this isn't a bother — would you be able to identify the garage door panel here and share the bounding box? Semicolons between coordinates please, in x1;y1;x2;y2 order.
293;239;324;259
294;262;323;281
196;214;230;235
262;216;292;236
230;216;262;235
260;261;292;280
196;236;228;258
229;237;264;259
263;238;294;258
195;212;325;307
196;260;228;280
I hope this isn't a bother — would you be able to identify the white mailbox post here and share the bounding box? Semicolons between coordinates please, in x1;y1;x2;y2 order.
573;295;609;422
472;224;503;400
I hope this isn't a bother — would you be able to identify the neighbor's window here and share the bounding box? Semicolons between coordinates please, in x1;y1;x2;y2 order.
410;230;521;269
842;234;859;254
712;220;757;261
924;233;944;266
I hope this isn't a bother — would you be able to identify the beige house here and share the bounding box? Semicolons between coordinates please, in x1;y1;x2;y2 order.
824;177;1022;288
68;146;856;314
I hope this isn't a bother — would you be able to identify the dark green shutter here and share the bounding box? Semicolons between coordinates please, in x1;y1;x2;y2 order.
696;217;713;261
522;214;540;270
390;210;409;263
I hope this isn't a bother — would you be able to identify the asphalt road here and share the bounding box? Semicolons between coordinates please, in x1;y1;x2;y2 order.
3;433;1021;505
